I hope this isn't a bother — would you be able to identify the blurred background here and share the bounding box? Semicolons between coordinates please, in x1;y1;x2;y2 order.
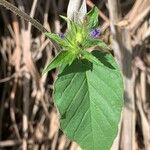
0;0;150;149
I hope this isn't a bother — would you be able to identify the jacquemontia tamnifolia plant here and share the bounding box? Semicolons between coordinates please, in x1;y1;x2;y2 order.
0;0;123;149
43;7;123;150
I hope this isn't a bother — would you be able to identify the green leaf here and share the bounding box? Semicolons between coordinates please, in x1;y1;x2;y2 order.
84;38;110;50
42;50;75;74
45;32;67;47
86;6;99;29
60;15;68;22
54;50;123;150
96;40;110;49
60;15;81;45
81;50;101;65
60;15;77;31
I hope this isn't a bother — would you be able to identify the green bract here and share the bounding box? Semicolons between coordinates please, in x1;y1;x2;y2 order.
43;6;109;74
43;6;123;150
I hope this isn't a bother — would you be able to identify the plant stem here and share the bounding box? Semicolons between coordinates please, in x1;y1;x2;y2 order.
0;0;48;33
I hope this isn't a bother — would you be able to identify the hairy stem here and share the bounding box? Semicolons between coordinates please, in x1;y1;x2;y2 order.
0;0;48;32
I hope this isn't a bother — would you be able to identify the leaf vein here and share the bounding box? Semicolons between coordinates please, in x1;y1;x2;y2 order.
93;68;121;100
63;90;88;130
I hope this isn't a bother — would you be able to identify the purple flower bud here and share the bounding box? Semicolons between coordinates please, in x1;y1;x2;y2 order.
58;33;65;38
90;28;101;38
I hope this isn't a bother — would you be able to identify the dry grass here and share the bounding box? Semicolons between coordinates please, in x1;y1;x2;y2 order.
0;0;149;149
